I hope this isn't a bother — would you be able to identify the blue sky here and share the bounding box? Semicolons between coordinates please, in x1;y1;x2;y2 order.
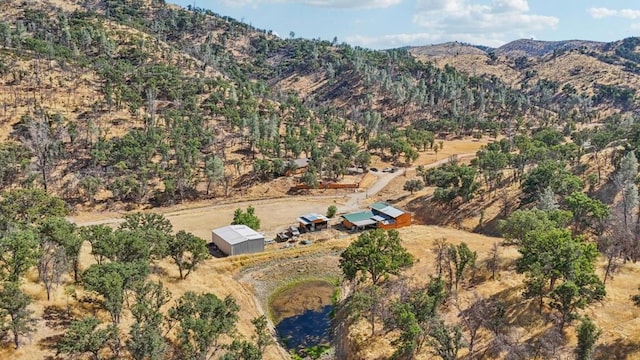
169;0;640;49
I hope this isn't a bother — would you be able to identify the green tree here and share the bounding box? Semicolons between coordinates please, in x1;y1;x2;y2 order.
0;188;67;230
549;275;605;329
80;225;115;265
120;212;173;235
251;315;274;354
38;217;83;283
222;340;261;360
203;154;225;196
128;281;171;360
112;230;152;263
340;229;414;287
575;316;601;360
521;160;583;203
56;317;117;360
448;242;477;291
517;229;605;322
0;228;41;282
327;204;338;218
428;319;465;360
340;229;414;335
167;231;209;280
0;142;30;190
339;141;359;162
354;151;372;169
82;261;149;325
498;209;571;245
79;175;103;206
422;162;479;205
565;192;609;235
232;206;261;230
168;292;240;360
386;277;446;359
0;281;36;349
404;179;425;194
474;145;508;192
300;169;319;189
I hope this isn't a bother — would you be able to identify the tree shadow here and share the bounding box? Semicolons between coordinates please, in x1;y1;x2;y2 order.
595;338;640;360
38;333;65;354
42;305;73;330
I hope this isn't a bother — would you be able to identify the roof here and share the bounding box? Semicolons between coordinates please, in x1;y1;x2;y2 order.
212;225;264;245
370;202;405;218
298;213;329;224
342;210;377;226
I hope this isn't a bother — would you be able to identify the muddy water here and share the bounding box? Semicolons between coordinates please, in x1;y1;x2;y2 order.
270;280;335;351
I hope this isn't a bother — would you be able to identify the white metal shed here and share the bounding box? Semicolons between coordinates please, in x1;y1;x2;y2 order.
211;225;265;256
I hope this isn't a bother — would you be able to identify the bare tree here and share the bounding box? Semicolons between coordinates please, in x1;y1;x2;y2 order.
457;292;493;355
23;115;66;192
38;241;68;301
432;237;449;277
487;241;501;280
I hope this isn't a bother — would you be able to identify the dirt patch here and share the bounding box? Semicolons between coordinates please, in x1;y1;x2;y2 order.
270;280;335;323
236;249;344;319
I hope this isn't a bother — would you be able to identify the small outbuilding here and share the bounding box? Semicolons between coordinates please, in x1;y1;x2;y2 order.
297;213;330;232
211;225;265;256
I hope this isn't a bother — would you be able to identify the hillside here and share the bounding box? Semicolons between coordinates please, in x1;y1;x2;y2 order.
410;37;640;116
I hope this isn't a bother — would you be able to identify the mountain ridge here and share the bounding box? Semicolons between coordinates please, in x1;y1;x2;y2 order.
409;38;613;58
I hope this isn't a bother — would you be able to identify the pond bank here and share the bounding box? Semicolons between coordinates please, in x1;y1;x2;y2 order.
270;280;335;352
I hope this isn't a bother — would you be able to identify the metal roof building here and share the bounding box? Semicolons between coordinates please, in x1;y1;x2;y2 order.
341;202;411;230
297;213;330;232
211;225;265;256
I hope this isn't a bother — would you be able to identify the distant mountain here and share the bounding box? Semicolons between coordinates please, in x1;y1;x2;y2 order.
408;41;487;57
495;39;607;58
409;39;608;59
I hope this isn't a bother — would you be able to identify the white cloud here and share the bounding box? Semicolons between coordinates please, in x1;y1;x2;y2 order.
218;0;401;8
413;0;560;37
588;7;640;19
304;0;402;8
409;0;557;47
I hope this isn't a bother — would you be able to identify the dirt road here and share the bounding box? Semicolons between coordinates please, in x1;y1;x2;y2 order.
70;153;477;240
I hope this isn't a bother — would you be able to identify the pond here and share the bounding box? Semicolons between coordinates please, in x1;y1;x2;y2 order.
270;280;335;352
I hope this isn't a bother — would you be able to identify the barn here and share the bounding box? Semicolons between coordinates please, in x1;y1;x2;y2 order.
211;225;265;256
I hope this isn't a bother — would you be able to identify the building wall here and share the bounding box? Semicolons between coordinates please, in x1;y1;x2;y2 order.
211;234;265;256
378;213;412;230
342;219;355;230
211;232;233;256
230;238;264;256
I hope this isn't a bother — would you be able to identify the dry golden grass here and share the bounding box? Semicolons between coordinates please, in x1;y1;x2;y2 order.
341;226;640;360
